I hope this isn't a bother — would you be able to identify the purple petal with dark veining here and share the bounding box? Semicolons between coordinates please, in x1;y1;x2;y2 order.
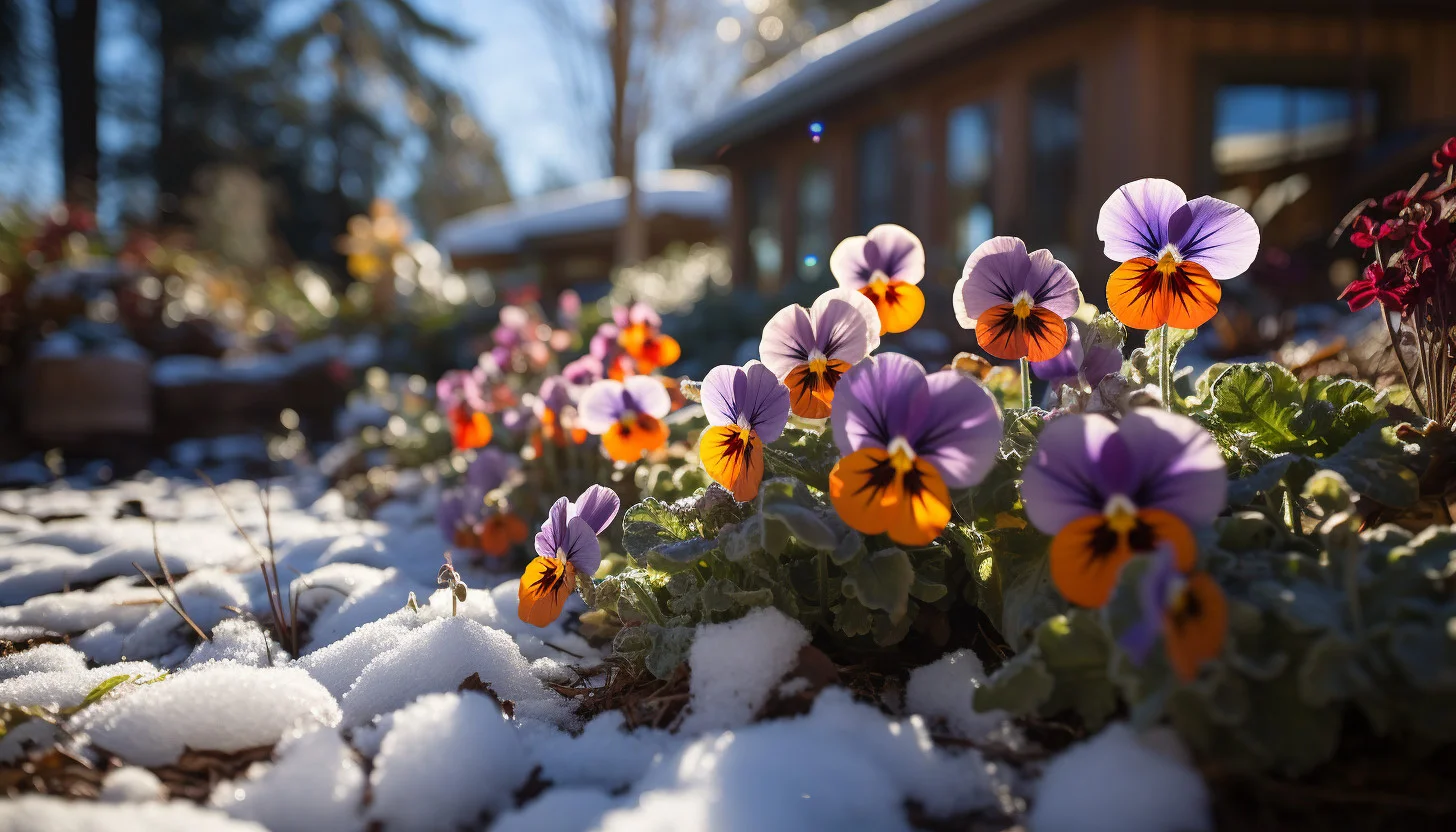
1169;195;1260;280
572;484;621;535
535;496;571;560
912;370;1003;489
577;380;627;434
1097;178;1187;262
831;353;930;454
1020;412;1123;533
1117;408;1227;526
955;236;1028;326
758;303;815;379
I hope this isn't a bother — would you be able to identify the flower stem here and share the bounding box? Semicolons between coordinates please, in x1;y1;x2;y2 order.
1020;357;1032;410
1382;309;1425;418
1158;324;1172;407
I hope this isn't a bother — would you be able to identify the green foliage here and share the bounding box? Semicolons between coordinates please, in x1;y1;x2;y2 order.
0;672;160;741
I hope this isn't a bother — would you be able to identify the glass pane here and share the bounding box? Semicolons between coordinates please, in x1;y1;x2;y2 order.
1213;84;1379;175
747;168;781;291
947;102;997;264
1028;67;1080;269
797;164;833;281
856;122;899;231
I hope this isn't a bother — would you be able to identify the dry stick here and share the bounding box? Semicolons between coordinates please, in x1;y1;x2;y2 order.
259;482;291;653
1382;311;1423;417
133;524;209;641
197;471;288;648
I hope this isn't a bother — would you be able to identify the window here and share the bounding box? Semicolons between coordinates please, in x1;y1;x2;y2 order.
746;168;782;291
1028;67;1081;269
797;164;833;281
1213;85;1379;176
947;102;997;264
856;122;900;230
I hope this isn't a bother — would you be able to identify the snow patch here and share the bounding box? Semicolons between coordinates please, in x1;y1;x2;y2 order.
100;766;168;803
211;725;365;832
681;606;809;733
0;643;87;682
493;787;618;832
0;795;266;831
904;649;1014;742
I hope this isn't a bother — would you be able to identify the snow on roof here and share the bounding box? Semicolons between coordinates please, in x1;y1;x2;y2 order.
436;169;728;258
673;0;1063;162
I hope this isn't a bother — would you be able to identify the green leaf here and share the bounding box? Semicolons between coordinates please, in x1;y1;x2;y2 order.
642;625;696;680
1085;311;1127;354
80;674;133;707
832;596;873;638
1319;424;1421;508
974;651;1056;716
621;499;698;561
1207;362;1304;452
842;547;914;621
1036;611;1120;729
761;504;838;552
1228;454;1299;504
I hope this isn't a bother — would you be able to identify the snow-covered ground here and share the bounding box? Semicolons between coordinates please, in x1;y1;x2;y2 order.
0;475;1211;831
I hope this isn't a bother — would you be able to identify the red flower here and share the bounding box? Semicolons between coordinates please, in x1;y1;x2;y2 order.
1432;137;1456;170
1339;263;1413;313
1348;216;1388;249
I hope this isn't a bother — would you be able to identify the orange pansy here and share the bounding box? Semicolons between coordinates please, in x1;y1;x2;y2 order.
860;280;925;335
518;556;577;628
974;303;1069;362
1107;256;1222;330
783;358;850;419
700;425;765;502
829;446;952;547
1049;507;1195;608
1163;572;1228;682
601;414;669;462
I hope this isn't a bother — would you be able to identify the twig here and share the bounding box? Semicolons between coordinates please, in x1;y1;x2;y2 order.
134;524;208;642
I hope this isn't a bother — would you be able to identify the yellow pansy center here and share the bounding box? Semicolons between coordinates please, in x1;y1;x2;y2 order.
1103;493;1139;534
1155;245;1183;276
869;269;890;285
886;436;917;473
619;409;638;428
807;350;828;375
1010;291;1036;320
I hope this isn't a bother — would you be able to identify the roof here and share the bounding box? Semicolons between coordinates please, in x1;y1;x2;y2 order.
436;169;728;257
674;0;1071;163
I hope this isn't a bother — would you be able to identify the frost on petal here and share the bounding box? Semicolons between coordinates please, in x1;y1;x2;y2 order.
577;380;626;434
572;485;621;536
830;353;929;454
759;303;815;379
1096;178;1187;262
954;236;1028;327
810;288;880;364
866;224;926;285
912;371;1003;490
1025;248;1081;320
622;374;672;418
1169;195;1260;280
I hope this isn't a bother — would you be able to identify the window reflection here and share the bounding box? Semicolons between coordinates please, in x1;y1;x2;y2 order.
947;102;997;264
857;122;900;230
1028;67;1080;270
1213;85;1378;175
747;168;782;291
797;164;833;281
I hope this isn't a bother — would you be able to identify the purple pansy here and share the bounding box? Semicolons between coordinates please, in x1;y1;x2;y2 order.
533;484;620;578
698;362;791;500
759;288;881;419
953;236;1081;362
829;224;926;289
1097;179;1260;280
577;375;673;461
563;354;605;385
1030;321;1123;390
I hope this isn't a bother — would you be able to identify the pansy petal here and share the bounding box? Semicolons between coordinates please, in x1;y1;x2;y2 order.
559;515;603;576
1026;248;1081;319
740;362;791;442
1163;573;1227;682
829;235;873;289
1169;196;1260;280
1031;322;1084;381
1107;258;1221;330
913;370;1003;489
1097;178;1186;262
829;448;897;536
1020;413;1121;533
700;425;764;502
1050;515;1135;608
866;224;926;285
1119;408;1227;527
785;358;850;419
810;288;880;364
573;484;621;535
602;414;669;462
1083;344;1124;387
639;334;681;371
955;236;1028;326
577;380;626;434
831;353;929;455
759;303;816;379
518;556;576;628
701;364;743;427
623;374;673;418
868;281;924;334
535;496;570;560
885;458;952;546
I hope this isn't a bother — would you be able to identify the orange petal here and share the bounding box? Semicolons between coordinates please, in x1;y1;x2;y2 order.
1023;308;1069;362
700;425;763;501
639;334;681;372
784;358;850;419
618;322;651;357
451;409;493;450
867;280;924;334
1108;258;1221;330
602;414;669;462
479;513;529;556
1050;515;1135;608
1136;508;1197;570
976;304;1069;362
829;448;950;546
518;556;577;627
1163;573;1227;682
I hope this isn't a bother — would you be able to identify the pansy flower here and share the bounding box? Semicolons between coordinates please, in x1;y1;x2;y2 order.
1118;546;1228;682
829;354;1002;546
1096;178;1260;330
518;485;620;627
532;376;588;450
437;448;521;555
446;405;492;450
954;236;1081;362
1030;320;1123;391
578;375;672;462
1020;408;1225;608
829;224;927;334
699;363;791;501
563;354;605;385
759;288;881;418
591;303;681;378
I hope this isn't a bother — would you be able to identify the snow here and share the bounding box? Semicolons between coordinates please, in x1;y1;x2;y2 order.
904;648;1015;742
120;570;251;660
210;725;365;832
0;796;267;832
293;611;424;699
1028;723;1211;832
367;692;529;830
681;606;810;733
182;617;288;669
100;766;168;803
598;688;995;831
0;642;86;681
437;169;727;257
339;614;568;727
152;335;378;388
75;662;342;766
521;710;681;793
0;660;158;710
493;787;618;832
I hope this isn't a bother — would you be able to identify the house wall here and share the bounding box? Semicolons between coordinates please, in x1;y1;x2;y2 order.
716;2;1456;308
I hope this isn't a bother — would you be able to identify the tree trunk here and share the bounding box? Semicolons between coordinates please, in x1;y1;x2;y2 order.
153;3;182;225
610;0;648;267
49;0;99;210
